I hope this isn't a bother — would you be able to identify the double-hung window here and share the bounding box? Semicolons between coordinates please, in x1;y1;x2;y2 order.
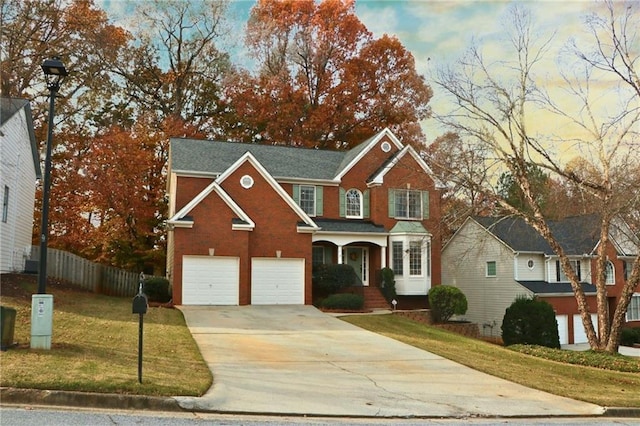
396;189;421;219
409;241;422;276
346;189;362;218
389;189;428;219
486;261;497;277
392;241;404;276
556;260;581;282
627;294;640;322
299;185;315;216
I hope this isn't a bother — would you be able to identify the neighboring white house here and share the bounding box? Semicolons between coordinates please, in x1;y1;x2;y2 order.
0;97;41;273
441;215;608;345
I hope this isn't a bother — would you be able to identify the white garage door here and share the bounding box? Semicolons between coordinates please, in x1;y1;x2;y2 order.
182;256;239;305
573;314;598;344
251;258;305;305
556;315;569;345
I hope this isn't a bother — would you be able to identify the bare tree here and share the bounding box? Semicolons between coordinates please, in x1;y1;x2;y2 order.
434;5;639;353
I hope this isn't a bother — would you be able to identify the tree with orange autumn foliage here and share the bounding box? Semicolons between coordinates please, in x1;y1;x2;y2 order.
223;0;432;149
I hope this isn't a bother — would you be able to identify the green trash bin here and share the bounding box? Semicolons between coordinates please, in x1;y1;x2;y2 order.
1;306;17;350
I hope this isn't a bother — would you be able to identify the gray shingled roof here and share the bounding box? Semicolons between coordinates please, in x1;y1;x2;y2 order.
475;215;600;255
171;138;349;181
314;218;387;233
518;280;597;295
1;97;29;125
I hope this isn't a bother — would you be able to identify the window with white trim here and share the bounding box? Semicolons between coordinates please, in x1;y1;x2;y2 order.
392;241;404;276
298;185;315;215
409;241;422;276
486;261;497;277
345;189;362;218
395;189;422;219
605;261;615;285
556;260;581;282
627;294;640;322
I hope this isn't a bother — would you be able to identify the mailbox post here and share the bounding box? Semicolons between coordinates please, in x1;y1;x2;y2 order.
132;273;148;384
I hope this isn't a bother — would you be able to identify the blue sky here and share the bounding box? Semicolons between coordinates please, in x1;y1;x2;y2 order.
98;0;604;142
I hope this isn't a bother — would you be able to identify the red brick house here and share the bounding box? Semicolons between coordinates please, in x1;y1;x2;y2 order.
442;215;639;344
166;128;443;306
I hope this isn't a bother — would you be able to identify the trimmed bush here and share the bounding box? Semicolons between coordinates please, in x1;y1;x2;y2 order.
379;267;397;303
143;277;171;303
313;263;360;296
620;327;640;347
320;293;364;311
428;285;468;323
501;296;560;349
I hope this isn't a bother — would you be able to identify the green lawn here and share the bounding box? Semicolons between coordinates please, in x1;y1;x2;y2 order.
0;274;211;396
342;313;640;407
2;274;639;407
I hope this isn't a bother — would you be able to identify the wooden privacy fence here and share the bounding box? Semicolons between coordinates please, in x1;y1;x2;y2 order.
30;246;160;297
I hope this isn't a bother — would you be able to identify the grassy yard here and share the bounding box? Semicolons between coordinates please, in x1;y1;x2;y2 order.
3;274;639;407
0;274;211;396
342;314;640;408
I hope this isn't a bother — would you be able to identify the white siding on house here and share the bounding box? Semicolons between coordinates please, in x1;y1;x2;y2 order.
0;104;38;273
514;254;546;281
545;257;593;284
442;220;533;337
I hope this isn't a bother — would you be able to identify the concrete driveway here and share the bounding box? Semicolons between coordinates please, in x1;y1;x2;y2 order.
175;305;603;418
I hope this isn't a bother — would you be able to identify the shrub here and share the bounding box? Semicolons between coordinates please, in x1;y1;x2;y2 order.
313;263;360;297
320;293;364;311
143;276;171;303
620;327;640;347
379;267;396;303
501;296;560;349
428;285;468;323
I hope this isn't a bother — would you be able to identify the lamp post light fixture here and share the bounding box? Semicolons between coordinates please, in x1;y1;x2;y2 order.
38;57;67;294
31;57;67;350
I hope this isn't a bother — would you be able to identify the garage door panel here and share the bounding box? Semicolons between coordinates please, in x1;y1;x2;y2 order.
251;258;304;305
556;315;568;345
572;313;598;344
183;256;239;305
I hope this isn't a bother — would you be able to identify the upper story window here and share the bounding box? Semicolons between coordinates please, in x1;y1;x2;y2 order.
293;184;323;216
389;189;429;220
299;185;315;216
606;261;615;285
486;261;497;277
345;189;362;218
556;260;581;282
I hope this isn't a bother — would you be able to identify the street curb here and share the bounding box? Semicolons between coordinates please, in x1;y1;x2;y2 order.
602;407;640;418
0;387;184;412
2;387;639;419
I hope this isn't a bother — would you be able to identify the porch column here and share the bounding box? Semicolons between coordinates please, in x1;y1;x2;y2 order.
381;246;386;268
337;245;344;264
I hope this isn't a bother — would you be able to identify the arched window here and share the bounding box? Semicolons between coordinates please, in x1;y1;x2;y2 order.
345;189;362;218
605;261;615;285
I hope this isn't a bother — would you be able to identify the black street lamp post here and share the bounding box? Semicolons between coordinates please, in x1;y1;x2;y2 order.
38;57;67;294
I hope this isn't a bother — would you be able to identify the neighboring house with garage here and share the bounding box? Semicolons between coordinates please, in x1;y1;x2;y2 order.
166;128;443;306
441;215;639;345
0;97;41;273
